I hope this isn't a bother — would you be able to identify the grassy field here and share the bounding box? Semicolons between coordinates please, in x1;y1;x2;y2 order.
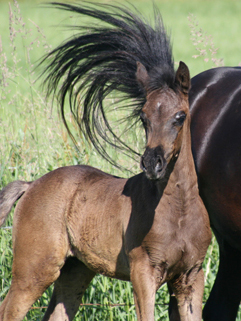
0;0;241;320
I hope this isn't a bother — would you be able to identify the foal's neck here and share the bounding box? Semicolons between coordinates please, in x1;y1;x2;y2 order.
156;121;198;197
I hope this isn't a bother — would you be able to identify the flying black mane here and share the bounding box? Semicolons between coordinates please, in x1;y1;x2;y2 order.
42;2;176;168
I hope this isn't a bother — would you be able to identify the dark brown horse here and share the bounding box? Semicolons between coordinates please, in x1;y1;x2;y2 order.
0;3;211;321
189;66;241;321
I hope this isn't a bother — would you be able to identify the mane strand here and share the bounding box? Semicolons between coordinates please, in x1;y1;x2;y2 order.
41;2;176;169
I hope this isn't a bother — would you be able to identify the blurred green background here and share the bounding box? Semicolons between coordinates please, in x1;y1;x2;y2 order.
1;0;241;78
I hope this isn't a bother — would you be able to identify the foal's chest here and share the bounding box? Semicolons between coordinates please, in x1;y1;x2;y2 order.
140;197;209;281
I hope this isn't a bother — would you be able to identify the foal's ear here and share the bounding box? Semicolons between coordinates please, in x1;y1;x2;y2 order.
136;61;150;93
175;61;190;95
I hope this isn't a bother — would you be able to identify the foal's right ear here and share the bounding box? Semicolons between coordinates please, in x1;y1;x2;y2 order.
175;61;190;95
136;61;150;93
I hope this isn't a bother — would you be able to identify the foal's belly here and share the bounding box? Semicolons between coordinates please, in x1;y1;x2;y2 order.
75;239;131;280
66;179;132;280
72;219;131;280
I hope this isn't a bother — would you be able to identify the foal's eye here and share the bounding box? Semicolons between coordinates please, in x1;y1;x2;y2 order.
174;111;186;126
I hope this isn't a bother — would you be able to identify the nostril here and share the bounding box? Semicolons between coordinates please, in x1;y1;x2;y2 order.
155;157;163;173
140;156;146;172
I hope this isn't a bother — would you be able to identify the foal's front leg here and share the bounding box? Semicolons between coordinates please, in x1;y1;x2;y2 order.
168;267;204;321
130;251;158;321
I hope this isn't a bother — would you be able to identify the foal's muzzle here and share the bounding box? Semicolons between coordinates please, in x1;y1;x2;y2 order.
140;147;167;180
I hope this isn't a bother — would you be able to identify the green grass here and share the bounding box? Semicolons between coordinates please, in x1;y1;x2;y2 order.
0;0;241;320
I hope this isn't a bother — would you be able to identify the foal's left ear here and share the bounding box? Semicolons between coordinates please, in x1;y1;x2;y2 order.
175;61;190;95
136;61;150;93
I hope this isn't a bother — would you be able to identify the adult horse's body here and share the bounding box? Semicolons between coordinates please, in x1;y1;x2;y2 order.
0;3;211;321
189;66;241;321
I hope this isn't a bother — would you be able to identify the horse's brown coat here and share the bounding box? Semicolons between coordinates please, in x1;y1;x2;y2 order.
0;62;211;321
